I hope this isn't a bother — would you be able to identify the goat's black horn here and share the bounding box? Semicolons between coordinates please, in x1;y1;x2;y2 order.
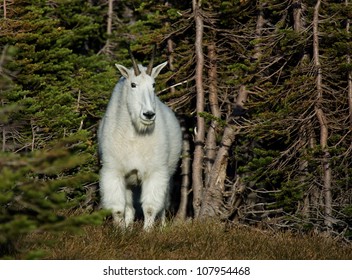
146;45;156;76
128;47;141;76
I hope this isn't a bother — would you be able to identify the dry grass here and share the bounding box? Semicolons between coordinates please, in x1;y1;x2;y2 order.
14;220;352;260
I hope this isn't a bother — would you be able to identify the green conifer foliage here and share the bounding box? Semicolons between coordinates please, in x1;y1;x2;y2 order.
0;133;109;258
1;0;115;144
0;1;113;257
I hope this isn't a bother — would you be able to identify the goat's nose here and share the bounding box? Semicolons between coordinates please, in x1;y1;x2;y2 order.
143;111;155;120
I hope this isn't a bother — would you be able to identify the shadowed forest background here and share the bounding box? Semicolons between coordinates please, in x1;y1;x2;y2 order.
1;0;352;259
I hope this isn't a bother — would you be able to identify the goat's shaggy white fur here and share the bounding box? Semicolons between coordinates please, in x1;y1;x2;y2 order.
98;62;182;230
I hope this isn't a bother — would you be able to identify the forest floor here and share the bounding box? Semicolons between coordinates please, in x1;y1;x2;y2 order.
13;219;352;260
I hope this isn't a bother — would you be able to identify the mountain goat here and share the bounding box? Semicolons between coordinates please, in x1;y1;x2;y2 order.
98;50;182;231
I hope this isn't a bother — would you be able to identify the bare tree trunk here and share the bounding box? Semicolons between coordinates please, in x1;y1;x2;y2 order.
3;0;6;19
192;0;205;218
167;38;176;95
1;48;7;151
165;1;176;97
293;0;313;220
30;119;35;151
176;120;191;221
293;1;303;32
252;5;264;61
107;0;113;37
106;0;113;53
2;126;5;152
313;0;332;230
199;86;248;218
199;3;263;218
205;38;220;185
346;0;352;127
99;0;114;55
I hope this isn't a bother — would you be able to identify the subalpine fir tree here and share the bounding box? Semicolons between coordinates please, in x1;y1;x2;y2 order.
0;132;109;258
0;0;116;147
0;0;114;257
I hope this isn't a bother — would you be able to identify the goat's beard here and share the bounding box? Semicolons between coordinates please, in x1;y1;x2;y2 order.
127;102;155;135
131;118;155;135
127;104;155;135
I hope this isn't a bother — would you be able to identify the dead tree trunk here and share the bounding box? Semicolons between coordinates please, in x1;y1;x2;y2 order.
165;1;176;97
293;0;304;32
204;38;220;185
3;0;7;19
192;0;205;218
107;0;113;37
313;0;333;230
99;0;114;55
198;3;263;219
292;0;317;220
199;86;248;218
252;5;264;61
346;0;352;127
1;105;6;151
167;38;176;95
176;120;191;221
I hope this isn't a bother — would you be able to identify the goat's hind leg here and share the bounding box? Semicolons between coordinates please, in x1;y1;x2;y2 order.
100;167;127;229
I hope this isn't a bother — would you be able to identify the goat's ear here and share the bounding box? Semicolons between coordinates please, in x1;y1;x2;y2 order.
151;61;167;78
115;64;130;79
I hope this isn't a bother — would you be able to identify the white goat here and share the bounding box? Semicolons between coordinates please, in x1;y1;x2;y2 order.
98;51;182;231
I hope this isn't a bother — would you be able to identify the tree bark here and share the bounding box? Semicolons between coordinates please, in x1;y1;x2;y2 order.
3;0;6;19
167;37;176;95
346;0;352;127
99;0;114;55
199;3;262;218
192;0;205;218
176;120;191;221
107;0;113;37
199;86;248;218
205;38;220;185
293;1;303;32
106;0;113;54
313;0;332;230
253;4;265;61
293;0;314;220
30;119;35;151
2;126;6;152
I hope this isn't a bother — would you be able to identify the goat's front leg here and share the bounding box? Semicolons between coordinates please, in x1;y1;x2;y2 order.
124;187;135;228
141;170;169;231
100;166;127;229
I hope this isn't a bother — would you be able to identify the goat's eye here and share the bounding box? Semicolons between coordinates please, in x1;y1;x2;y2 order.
152;83;155;88
131;82;137;88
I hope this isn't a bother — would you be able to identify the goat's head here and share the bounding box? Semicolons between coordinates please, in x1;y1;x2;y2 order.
115;50;167;134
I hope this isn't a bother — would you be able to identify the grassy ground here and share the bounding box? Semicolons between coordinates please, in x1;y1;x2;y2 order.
14;220;352;260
